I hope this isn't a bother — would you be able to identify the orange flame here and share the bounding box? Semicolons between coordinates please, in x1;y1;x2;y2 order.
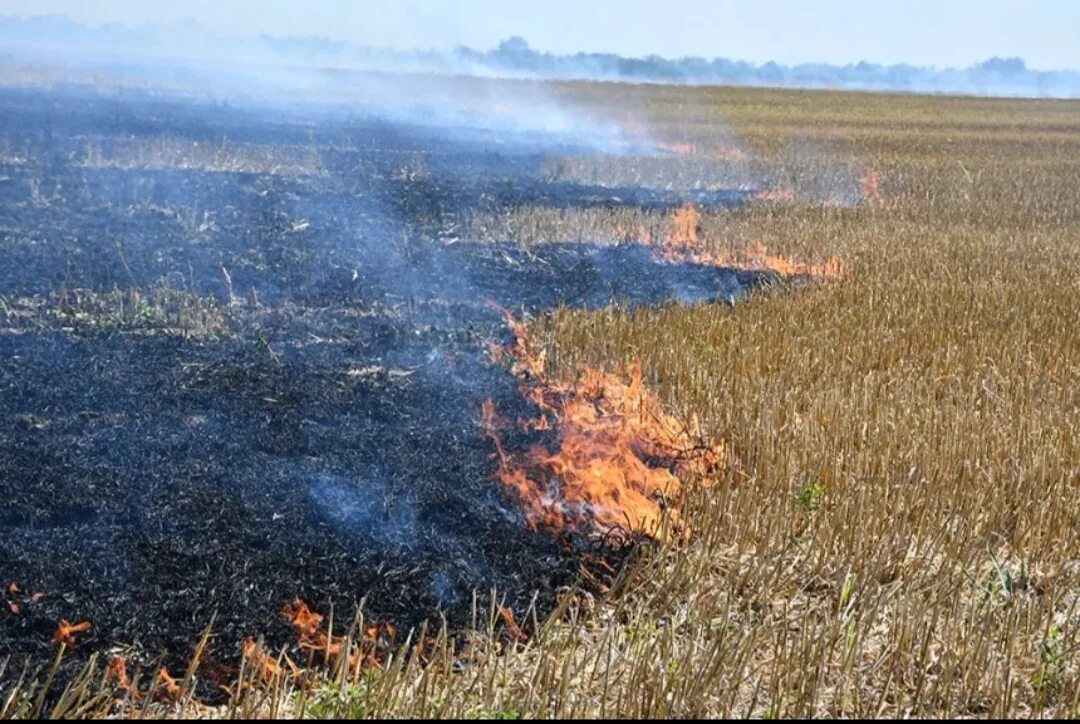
663;204;700;256
282;598;395;672
498;606;528;642
655;140;747;161
656;140;698;156
5;583;43;617
243;638;300;683
657;204;846;281
860;166;883;206
106;656;136;699
155;667;181;702
755;186;796;203
484;205;845;536
54;619;92;647
713;146;748;161
614;222;653;245
484;309;726;539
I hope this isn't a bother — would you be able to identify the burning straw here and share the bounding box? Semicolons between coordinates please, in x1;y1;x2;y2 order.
659;204;847;280
483;210;845;540
483;308;727;540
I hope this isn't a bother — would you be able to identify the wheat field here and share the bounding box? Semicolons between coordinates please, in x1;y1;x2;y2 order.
3;84;1078;719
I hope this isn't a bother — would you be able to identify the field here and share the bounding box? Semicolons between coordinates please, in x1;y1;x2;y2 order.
0;78;1078;718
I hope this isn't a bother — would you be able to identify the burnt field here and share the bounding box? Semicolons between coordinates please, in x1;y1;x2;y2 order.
0;75;1076;718
0;86;781;684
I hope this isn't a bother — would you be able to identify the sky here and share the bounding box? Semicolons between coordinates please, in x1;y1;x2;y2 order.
1;0;1078;71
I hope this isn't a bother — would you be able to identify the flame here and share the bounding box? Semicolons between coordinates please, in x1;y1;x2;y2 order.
755;186;796;203
5;583;43;617
713;146;748;161
860;166;883;206
155;667;181;702
484;206;845;536
656;140;697;156
663;204;700;256
54;619;92;646
284;598;323;640
484;308;726;539
283;598;394;671
614;222;653;245
498;606;528;642
243;638;300;683
104;656;141;712
657;204;846;281
655;140;747;161
107;656;135;698
107;657;132;689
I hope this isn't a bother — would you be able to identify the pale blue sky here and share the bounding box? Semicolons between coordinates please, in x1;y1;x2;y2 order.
2;0;1078;70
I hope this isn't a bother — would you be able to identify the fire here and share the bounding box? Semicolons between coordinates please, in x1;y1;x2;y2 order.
54;619;92;647
655;140;747;161
860;166;883;206
282;598;394;671
713;146;748;161
498;606;528;642
755;186;796;203
657;204;846;281
656;140;697;156
663;204;700;256
614;221;653;245
5;583;44;617
106;656;136;702
713;239;846;279
103;656;142;712
484;205;846;537
284;598;323;640
484;308;726;539
155;667;181;702
243;637;300;683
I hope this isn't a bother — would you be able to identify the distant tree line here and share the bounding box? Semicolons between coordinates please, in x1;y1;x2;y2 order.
2;16;1078;98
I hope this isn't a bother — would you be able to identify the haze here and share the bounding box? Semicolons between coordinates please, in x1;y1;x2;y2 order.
2;0;1078;71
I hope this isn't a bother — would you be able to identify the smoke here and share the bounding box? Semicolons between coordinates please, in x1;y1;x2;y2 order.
1;15;1076;99
0;11;863;674
0;16;644;154
309;473;419;552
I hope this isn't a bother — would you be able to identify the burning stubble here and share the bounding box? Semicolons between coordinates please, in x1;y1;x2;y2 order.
0;78;854;706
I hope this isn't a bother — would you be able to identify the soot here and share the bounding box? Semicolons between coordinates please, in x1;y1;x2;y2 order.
0;86;773;687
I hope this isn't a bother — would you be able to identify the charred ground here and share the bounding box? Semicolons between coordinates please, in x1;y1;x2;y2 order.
0;86;772;685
